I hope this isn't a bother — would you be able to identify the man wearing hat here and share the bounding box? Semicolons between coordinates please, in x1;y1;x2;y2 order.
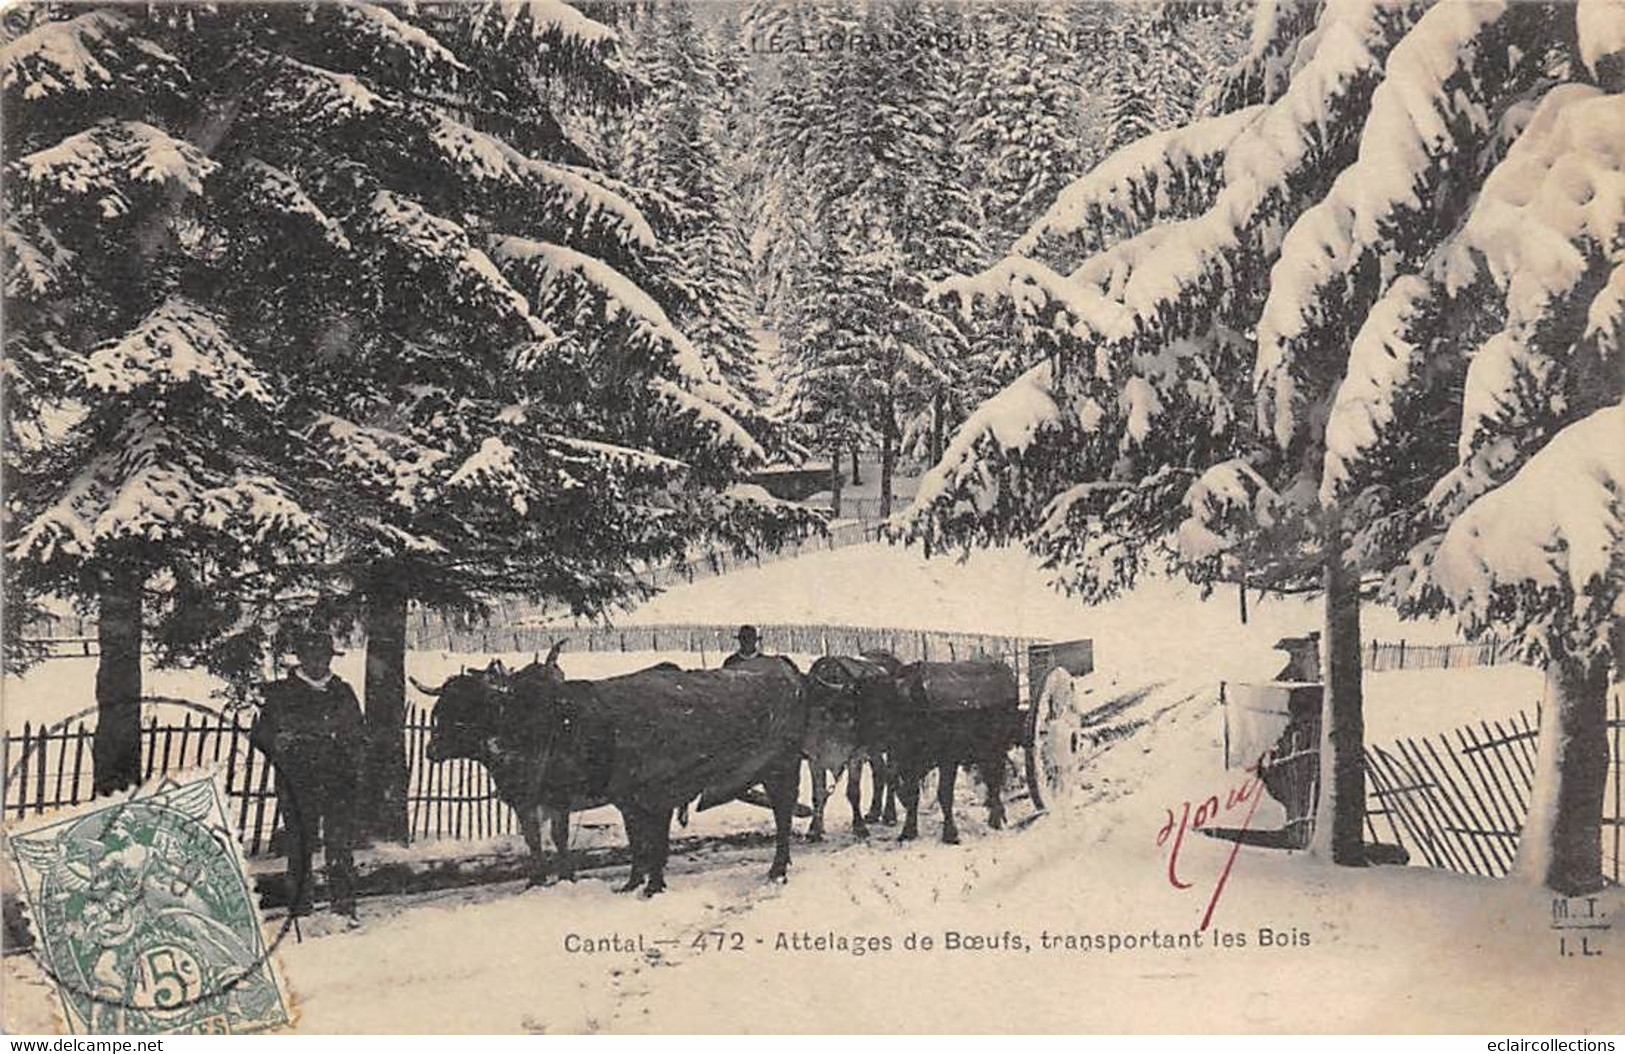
723;624;763;669
251;622;364;921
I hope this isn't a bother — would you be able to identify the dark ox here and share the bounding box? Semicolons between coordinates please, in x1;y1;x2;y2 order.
887;659;1020;844
417;644;589;887
422;649;806;897
801;653;900;839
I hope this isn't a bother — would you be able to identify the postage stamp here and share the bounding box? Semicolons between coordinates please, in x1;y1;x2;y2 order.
6;772;292;1035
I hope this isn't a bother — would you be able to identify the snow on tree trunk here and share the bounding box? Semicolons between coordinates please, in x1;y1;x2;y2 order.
362;584;410;843
92;571;142;796
1311;541;1367;865
1517;653;1611;895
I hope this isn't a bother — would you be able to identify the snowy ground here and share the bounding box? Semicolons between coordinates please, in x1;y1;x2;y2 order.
5;543;1610;1033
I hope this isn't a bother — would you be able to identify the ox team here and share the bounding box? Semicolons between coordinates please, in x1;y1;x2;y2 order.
413;624;1023;897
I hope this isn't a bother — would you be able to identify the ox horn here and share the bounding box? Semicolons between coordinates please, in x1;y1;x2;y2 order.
408;675;443;697
544;638;568;667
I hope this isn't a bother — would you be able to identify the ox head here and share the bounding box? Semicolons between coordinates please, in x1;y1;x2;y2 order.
417;640;569;763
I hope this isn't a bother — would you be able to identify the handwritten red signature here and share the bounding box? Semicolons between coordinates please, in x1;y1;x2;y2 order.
1156;755;1269;931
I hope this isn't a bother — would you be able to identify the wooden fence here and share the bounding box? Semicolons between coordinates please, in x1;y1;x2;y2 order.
1364;637;1513;672
1222;680;1621;884
826;497;893;522
403;704;515;843
1365;696;1623;884
5;621;1043;854
405;619;1035;684
3;707;284;856
2;706;518;851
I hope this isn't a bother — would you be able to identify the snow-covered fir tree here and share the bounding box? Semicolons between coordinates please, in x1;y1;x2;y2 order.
905;0;1623;888
598;2;776;433
959;4;1097;254
752;0;990;515
3;2;812;828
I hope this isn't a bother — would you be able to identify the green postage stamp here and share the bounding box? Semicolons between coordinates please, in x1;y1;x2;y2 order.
6;773;292;1034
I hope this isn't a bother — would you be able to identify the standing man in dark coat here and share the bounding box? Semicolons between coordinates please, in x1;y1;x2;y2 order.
723;625;763;669
251;623;364;920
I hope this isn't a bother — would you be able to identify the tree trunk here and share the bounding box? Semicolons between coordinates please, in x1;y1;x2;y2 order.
931;388;946;464
1237;565;1249;626
92;571;143;796
362;583;410;843
1309;544;1367;865
1516;652;1609;894
850;446;861;486
880;429;895;519
829;447;843;519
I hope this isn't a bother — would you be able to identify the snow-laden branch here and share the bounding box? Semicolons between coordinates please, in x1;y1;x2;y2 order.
1324;86;1625;508
0;9;182;102
469;0;619;50
363;191;552;340
1205;0;1319;113
1176;458;1284;561
650;380;764;463
15;119;216;218
1257;0;1536;449
238;159;351;251
11;412;324;567
330;2;470;82
490;236;752;420
308;413;449;512
1431;403;1625;659
3;207;76;297
252;51;384;125
1014;105;1262;258
426;116;656;251
540;434;686;474
908;360;1068;521
1578;0;1625;82
930;255;1131;344
82;298;271;406
446;436;550;516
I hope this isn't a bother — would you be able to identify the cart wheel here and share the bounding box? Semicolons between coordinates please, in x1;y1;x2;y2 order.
1028;667;1086;811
